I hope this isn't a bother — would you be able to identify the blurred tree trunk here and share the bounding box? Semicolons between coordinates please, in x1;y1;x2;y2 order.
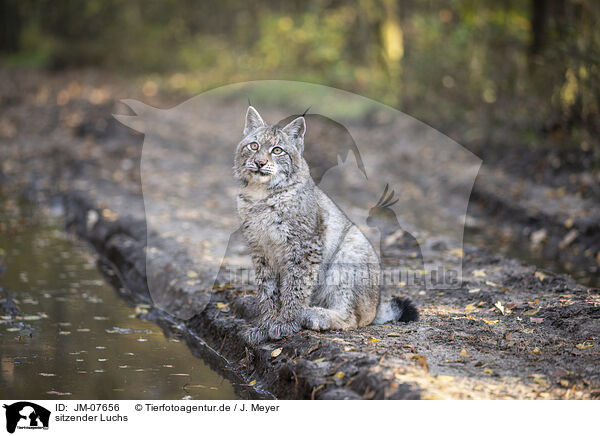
529;0;547;57
354;0;403;106
380;0;403;105
0;0;21;53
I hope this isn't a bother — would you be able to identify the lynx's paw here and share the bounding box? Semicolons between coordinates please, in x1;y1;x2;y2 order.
243;326;269;345
301;308;332;331
267;320;301;341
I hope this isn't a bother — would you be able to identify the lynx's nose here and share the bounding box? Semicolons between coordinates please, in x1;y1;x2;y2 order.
255;159;267;168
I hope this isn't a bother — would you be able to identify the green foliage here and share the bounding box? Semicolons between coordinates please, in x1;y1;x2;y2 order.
2;0;599;160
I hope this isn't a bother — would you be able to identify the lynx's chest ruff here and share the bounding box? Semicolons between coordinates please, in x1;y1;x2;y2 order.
238;196;292;257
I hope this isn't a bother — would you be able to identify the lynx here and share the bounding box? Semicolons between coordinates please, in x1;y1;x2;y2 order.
233;106;417;344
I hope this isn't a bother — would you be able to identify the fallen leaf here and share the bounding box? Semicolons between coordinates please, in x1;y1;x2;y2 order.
559;230;579;249
343;346;356;351
532;347;541;354
333;371;345;380
483;368;493;375
560;380;569;388
485;281;498;287
483;319;499;325
216;302;229;311
465;304;476;312
473;269;487;277
524;308;540;316
494;301;505;315
184;384;218;390
186;271;198;278
248;380;256;386
468;288;481;294
460;348;471;358
530;228;548;246
533;377;547;387
534;271;547;281
134;305;150;315
409;354;429;372
448;248;464;258
271;347;282;358
102;208;119;221
368;336;381;344
575;342;593;350
387;332;402;337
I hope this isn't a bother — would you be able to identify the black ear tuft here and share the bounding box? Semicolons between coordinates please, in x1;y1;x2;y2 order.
393;297;419;322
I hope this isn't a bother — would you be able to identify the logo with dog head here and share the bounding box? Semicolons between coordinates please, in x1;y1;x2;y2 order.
3;402;50;434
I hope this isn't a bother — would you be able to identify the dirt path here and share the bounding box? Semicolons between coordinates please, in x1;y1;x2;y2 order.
1;69;599;399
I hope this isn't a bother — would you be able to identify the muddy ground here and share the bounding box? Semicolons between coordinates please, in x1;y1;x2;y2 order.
1;69;599;399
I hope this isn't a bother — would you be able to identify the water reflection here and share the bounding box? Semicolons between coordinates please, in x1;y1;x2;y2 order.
0;196;237;400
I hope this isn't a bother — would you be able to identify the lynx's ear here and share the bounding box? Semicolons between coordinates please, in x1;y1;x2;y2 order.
244;106;265;136
282;116;306;153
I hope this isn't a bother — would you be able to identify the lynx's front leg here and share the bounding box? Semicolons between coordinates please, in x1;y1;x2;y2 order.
244;261;315;344
266;258;318;340
238;258;280;344
236;257;278;318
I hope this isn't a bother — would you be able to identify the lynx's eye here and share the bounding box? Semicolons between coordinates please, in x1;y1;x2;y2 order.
247;142;259;151
271;146;283;155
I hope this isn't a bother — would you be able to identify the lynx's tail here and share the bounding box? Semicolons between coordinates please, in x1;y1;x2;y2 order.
372;296;419;324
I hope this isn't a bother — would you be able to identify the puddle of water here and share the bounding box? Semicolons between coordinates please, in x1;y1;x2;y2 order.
0;195;237;399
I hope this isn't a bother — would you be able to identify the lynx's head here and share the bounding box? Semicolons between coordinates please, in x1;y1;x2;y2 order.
234;106;308;189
